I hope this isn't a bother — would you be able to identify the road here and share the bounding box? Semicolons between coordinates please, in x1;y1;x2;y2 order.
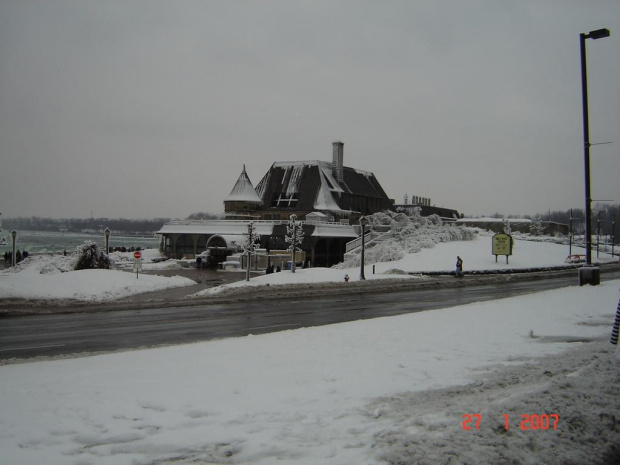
1;272;618;360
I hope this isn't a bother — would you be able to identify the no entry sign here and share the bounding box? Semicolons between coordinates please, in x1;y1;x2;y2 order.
133;251;142;260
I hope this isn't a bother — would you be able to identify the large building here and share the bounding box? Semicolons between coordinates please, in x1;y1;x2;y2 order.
157;142;394;267
224;141;393;223
157;141;460;267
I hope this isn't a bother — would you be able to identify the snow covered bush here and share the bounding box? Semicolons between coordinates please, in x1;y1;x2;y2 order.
530;219;545;236
74;241;112;271
335;211;476;268
365;240;405;263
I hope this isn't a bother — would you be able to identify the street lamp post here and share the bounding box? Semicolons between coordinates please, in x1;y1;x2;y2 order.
359;216;367;280
104;227;111;255
580;27;610;266
11;230;17;267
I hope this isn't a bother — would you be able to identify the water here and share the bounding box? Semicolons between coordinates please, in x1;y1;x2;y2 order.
0;230;159;254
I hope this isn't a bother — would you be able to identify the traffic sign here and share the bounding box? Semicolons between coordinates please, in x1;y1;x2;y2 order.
133;251;142;259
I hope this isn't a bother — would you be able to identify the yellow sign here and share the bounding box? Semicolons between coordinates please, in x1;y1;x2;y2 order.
492;233;513;256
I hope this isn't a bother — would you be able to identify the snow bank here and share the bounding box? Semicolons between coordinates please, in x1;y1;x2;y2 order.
109;248;183;271
0;252;195;302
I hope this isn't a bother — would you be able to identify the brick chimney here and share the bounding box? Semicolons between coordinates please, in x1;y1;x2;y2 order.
332;141;344;184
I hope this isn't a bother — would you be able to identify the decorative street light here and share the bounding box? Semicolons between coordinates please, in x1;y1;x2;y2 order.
243;222;258;282
580;27;610;267
104;227;111;255
359;216;367;280
11;230;17;267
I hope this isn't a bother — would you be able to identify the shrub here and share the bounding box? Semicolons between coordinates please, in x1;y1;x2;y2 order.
74;241;112;270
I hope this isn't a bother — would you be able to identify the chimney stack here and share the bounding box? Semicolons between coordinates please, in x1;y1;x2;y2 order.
332;141;344;184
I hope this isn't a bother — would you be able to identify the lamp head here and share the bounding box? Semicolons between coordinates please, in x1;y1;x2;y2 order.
586;28;610;40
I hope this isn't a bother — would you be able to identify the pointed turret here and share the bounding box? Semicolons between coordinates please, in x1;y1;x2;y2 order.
224;166;262;219
225;165;262;203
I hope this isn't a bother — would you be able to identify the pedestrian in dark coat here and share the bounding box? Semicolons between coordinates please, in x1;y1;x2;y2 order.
455;256;463;277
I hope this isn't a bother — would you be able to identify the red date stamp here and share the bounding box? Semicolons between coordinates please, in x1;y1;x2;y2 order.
462;414;559;431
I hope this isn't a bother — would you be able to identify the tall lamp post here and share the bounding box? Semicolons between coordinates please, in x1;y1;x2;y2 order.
104;227;111;255
580;27;610;266
359;216;367;280
11;230;17;267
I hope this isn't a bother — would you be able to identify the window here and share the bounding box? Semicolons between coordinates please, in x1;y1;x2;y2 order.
271;192;298;208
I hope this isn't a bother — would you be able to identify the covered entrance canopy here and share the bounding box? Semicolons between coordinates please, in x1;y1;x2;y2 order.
156;219;356;267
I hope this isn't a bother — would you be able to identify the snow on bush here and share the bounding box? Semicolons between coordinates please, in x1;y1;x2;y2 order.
335;211;476;268
74;241;112;271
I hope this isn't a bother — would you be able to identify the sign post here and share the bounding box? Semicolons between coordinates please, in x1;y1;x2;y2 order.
492;233;513;264
133;251;142;279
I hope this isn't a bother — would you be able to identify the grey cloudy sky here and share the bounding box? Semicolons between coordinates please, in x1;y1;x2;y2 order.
1;0;618;219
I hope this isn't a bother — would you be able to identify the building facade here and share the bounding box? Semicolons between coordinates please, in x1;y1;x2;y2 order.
224;142;393;223
157;140;462;267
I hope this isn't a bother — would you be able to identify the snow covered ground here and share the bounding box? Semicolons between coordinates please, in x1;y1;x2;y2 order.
1;280;619;464
0;231;616;302
0;249;195;302
197;232;616;297
1;233;619;464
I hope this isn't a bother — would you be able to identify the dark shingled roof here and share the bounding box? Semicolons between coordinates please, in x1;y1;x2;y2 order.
255;161;391;214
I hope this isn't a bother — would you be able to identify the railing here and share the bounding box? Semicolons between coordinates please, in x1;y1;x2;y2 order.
345;231;388;253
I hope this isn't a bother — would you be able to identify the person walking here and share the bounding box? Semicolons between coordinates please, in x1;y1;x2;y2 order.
455;256;463;277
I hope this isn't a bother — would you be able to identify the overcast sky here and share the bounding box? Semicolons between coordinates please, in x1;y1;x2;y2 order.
1;1;618;220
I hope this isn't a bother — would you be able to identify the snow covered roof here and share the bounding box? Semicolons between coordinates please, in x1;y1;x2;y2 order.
255;160;391;214
157;220;275;236
310;223;357;238
225;165;262;204
156;219;357;240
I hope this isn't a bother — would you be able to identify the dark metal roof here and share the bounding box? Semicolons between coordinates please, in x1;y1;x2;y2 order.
254;161;391;213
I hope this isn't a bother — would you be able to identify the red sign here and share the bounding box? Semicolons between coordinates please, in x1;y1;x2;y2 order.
133;251;142;259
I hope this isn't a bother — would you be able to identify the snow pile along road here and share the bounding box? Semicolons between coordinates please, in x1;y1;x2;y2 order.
0;250;195;302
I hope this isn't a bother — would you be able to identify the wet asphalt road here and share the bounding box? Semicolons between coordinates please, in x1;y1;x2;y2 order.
1;272;618;360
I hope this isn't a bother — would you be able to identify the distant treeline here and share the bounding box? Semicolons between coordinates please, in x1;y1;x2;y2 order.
485;203;620;236
5;206;617;236
186;212;223;220
3;212;223;234
3;217;171;234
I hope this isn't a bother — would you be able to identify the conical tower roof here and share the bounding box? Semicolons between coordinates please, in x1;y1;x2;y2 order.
225;165;262;204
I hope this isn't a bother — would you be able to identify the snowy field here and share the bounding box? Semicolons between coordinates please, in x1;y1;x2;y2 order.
1;233;619;464
1;281;619;464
